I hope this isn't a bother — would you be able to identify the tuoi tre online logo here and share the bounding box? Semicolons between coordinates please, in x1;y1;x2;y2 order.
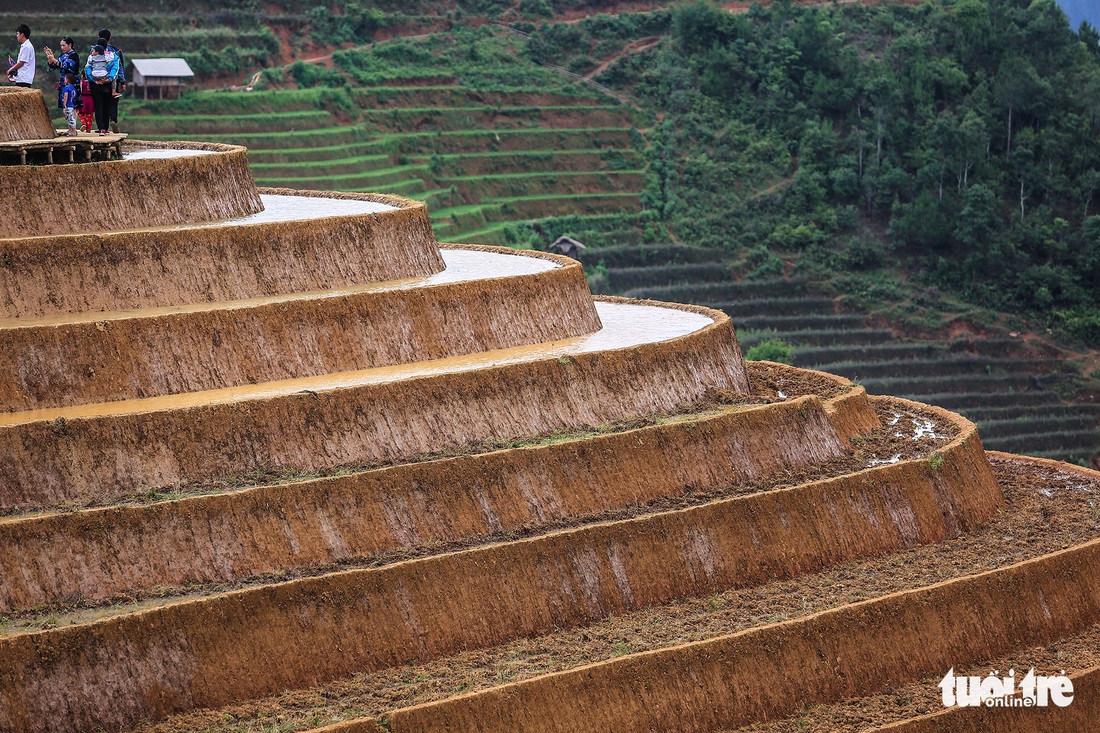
939;668;1074;708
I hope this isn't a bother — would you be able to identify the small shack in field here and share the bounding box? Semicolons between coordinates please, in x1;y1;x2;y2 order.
130;58;195;99
548;235;587;260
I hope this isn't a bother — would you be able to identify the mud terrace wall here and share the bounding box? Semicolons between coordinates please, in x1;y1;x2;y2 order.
873;665;1100;732
0;250;600;410
0;391;878;611
0;89;55;142
387;460;1093;733
0;141;263;237
0;410;1000;732
0;191;443;317
0;302;747;507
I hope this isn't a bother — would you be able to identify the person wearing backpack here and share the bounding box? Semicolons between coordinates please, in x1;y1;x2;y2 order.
98;29;125;133
85;42;118;134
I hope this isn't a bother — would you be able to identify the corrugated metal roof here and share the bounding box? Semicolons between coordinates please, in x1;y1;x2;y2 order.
131;58;195;78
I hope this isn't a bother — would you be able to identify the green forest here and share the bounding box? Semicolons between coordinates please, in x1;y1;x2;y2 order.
526;0;1100;343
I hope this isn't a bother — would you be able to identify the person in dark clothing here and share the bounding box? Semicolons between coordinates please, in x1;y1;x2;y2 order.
85;42;118;134
97;28;125;133
43;36;81;110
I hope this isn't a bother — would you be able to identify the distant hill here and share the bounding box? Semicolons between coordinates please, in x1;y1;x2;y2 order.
1058;0;1100;30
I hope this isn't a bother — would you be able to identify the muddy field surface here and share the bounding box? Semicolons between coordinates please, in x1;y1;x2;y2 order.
0;394;943;635
117;453;1096;733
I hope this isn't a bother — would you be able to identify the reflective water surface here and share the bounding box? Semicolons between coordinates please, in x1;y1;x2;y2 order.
4;194;400;242
122;149;213;160
0;301;713;426
216;193;398;225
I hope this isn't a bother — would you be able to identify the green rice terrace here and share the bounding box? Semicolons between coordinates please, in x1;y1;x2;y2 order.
579;242;1100;464
118;28;648;245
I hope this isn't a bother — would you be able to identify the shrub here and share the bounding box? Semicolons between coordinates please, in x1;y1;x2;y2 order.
519;0;553;18
290;61;347;89
1055;308;1100;346
745;338;793;364
585;261;610;294
744;244;785;279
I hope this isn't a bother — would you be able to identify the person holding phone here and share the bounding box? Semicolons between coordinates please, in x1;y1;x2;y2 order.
7;24;34;87
44;37;81;112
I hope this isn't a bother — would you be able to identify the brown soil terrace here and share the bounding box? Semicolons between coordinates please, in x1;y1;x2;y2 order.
0;395;936;631
725;455;1100;733
0;361;837;518
0;140;262;238
0;88;55;142
0;295;746;507
121;454;1099;733
0;247;600;412
0;364;884;622
729;626;1100;732
0;185;442;318
1;385;977;730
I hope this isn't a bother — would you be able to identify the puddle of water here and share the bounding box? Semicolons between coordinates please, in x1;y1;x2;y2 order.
0;248;559;329
867;454;902;467
1036;474;1095;497
423;248;557;284
0;301;713;427
122;149;213;160
910;417;942;441
888;412;944;441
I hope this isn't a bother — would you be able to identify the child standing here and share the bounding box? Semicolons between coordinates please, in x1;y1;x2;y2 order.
60;73;78;136
79;76;95;133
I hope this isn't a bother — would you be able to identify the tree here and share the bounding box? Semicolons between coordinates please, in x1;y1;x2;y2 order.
991;55;1046;159
954;183;1000;253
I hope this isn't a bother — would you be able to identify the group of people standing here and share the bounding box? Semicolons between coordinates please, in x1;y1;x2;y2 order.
6;23;126;136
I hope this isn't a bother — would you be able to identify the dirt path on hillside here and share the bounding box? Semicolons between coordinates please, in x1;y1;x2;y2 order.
722;0;923;12
585;37;661;79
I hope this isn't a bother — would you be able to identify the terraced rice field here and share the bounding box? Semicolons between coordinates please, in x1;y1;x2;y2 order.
5;86;1100;733
11;375;1094;733
123;36;646;244
104;448;1100;733
588;249;1100;465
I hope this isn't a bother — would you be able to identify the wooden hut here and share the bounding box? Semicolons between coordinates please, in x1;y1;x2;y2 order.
548;235;587;260
130;58;195;99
